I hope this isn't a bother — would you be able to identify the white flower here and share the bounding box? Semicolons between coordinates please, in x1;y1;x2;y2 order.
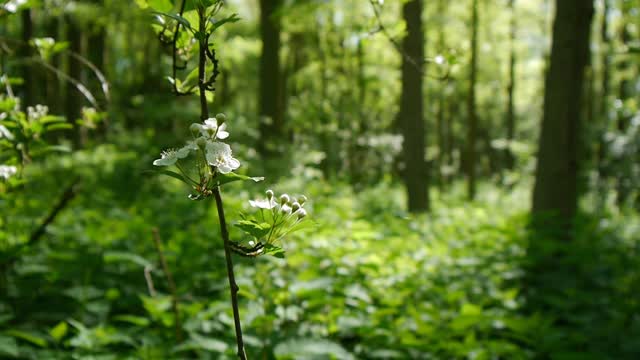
0;125;13;140
153;148;189;166
249;197;277;209
195;118;229;140
280;204;292;214
295;208;307;219
0;165;17;180
205;142;240;173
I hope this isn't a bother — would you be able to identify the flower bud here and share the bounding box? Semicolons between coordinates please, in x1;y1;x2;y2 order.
190;123;201;133
280;194;290;205
196;137;207;149
298;195;307;205
291;202;301;212
215;113;226;124
266;189;274;199
296;208;307;219
281;204;292;214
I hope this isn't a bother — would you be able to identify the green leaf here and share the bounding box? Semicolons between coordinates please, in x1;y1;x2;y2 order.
152;169;191;185
214;172;263;187
44;123;73;131
148;0;172;11
153;11;192;31
0;335;19;357
264;243;285;258
104;251;153;268
4;330;48;348
113;315;151;327
49;322;68;342
234;220;271;238
274;338;354;360
209;13;240;32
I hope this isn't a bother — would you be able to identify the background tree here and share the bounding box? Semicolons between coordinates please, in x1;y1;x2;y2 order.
531;0;594;231
400;0;429;212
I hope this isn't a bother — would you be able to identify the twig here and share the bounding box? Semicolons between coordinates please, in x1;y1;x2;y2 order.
144;265;157;297
368;0;450;80
151;228;183;342
3;179;81;266
28;178;80;247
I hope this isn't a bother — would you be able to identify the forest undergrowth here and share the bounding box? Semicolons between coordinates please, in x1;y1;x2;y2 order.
1;143;639;359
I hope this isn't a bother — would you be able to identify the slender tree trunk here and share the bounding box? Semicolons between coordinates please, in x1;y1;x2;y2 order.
615;15;632;206
504;0;516;171
400;0;429;212
258;0;283;157
466;0;479;200
531;0;594;232
65;14;84;148
436;0;447;189
20;9;34;107
45;15;61;114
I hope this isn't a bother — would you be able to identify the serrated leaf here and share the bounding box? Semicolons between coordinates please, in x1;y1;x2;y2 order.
264;243;285;258
234;220;271;238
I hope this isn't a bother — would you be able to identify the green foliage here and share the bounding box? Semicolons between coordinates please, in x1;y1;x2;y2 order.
2;144;639;358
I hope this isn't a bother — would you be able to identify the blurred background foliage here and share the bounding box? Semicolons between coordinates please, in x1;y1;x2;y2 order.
1;0;640;358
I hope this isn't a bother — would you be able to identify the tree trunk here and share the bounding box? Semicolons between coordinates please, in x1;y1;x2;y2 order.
466;0;479;200
531;0;594;231
65;14;84;147
436;0;448;188
504;0;516;171
400;0;429;212
257;0;283;157
20;9;34;107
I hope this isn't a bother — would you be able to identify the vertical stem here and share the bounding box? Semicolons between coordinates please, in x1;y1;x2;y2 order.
196;5;246;359
213;188;247;360
152;228;182;342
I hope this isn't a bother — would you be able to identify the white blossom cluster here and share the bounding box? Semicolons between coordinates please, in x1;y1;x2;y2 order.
153;113;240;174
0;165;17;180
26;105;48;120
249;190;308;221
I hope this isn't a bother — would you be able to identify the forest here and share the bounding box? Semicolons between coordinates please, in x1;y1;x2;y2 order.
1;0;640;358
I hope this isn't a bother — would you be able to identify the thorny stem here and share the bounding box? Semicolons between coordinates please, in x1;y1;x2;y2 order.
195;5;246;359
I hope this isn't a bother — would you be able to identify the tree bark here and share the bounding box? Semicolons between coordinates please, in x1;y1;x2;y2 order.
65;14;84;147
504;0;516;171
258;0;283;157
20;9;34;107
466;0;479;200
531;0;594;231
400;0;429;212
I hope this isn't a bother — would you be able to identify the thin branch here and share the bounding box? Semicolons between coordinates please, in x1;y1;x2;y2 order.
152;228;183;342
0;36;110;103
368;0;450;80
172;0;188;95
144;265;157;297
34;59;100;109
28;178;80;247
